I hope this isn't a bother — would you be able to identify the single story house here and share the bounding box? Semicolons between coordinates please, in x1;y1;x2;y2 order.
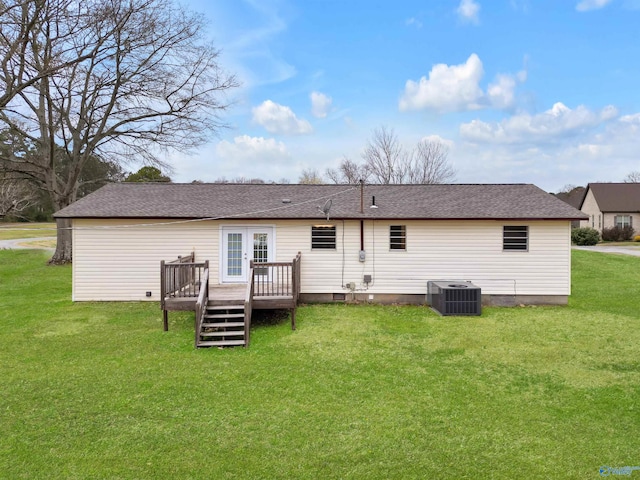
553;186;585;229
54;182;586;308
579;183;640;233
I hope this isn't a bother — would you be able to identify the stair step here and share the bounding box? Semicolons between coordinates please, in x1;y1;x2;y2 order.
201;322;245;328
204;313;245;319
197;339;246;347
206;304;244;310
200;331;244;337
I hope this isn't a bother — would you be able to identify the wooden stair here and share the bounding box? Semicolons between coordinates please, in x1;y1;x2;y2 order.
196;303;246;348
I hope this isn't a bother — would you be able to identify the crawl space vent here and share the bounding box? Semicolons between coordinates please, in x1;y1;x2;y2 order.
427;281;481;316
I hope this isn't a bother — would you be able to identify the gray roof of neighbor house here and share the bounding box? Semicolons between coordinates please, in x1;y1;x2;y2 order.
54;183;587;220
581;183;640;212
554;186;586;210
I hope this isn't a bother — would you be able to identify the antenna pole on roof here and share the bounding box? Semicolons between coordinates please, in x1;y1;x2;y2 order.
359;179;364;214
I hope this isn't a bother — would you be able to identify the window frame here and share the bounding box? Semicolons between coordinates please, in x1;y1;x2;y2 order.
311;224;337;250
389;225;407;251
615;215;633;229
503;225;529;252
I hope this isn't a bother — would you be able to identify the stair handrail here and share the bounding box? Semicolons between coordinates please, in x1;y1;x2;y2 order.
244;266;254;347
194;267;209;348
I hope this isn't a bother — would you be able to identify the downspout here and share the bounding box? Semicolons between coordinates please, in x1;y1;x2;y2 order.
359;179;365;259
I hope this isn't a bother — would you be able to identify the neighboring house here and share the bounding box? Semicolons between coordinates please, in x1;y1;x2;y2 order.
54;183;586;307
579;183;640;233
554;186;586;229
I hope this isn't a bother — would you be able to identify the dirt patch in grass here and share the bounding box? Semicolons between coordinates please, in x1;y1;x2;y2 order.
17;239;56;249
0;222;56;240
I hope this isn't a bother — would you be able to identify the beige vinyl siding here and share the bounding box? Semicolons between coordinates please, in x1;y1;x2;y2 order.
72;219;219;301
231;219;571;296
72;218;572;301
350;220;571;296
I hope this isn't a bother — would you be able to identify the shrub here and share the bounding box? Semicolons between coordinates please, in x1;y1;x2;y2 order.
601;226;635;242
634;235;640;242
571;227;600;246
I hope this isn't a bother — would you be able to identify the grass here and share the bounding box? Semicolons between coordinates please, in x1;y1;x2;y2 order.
0;222;56;240
1;249;639;479
15;238;57;249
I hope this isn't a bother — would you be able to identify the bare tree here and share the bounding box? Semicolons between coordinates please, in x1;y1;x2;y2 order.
325;156;369;184
362;126;409;184
0;176;37;219
557;184;578;194
407;139;455;184
623;171;640;183
0;0;238;263
298;168;323;184
0;0;95;109
359;126;455;184
213;176;266;184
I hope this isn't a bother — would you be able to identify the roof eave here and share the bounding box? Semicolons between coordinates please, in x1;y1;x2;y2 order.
56;215;588;221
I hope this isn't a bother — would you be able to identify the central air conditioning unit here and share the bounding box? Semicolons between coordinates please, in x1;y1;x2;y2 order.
427;281;482;316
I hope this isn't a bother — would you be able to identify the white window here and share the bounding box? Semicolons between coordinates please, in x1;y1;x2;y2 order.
615;215;632;228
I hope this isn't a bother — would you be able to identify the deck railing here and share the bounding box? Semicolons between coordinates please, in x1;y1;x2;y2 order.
161;253;208;304
244;267;254;347
250;252;302;298
194;268;210;347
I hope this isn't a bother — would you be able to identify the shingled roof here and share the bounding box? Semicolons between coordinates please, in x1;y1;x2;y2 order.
54;183;587;220
581;183;640;212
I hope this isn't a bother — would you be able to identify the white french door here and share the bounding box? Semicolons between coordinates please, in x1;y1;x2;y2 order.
221;227;274;283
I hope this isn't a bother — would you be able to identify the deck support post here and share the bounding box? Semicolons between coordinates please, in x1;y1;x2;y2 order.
163;310;168;331
290;308;296;330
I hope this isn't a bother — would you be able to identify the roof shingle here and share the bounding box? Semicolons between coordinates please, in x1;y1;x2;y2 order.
54;183;587;220
583;183;640;212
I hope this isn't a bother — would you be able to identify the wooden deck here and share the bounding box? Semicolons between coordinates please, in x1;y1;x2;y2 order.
165;284;295;307
161;252;301;346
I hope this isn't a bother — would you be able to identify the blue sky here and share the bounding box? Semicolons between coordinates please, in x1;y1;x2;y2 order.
169;0;640;192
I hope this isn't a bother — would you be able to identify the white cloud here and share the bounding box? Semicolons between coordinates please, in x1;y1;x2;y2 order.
310;91;332;118
421;134;455;149
619;112;640;125
457;0;481;23
399;54;484;112
486;74;518;110
252;100;313;135
459;102;619;144
399;54;526;113
405;17;423;28
509;0;530;13
450;106;640;191
216;135;290;163
576;0;613;11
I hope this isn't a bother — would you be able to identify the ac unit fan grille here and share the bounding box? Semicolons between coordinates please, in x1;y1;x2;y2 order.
428;281;482;316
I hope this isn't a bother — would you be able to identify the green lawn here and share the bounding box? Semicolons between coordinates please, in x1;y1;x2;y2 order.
1;249;639;479
0;222;56;240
